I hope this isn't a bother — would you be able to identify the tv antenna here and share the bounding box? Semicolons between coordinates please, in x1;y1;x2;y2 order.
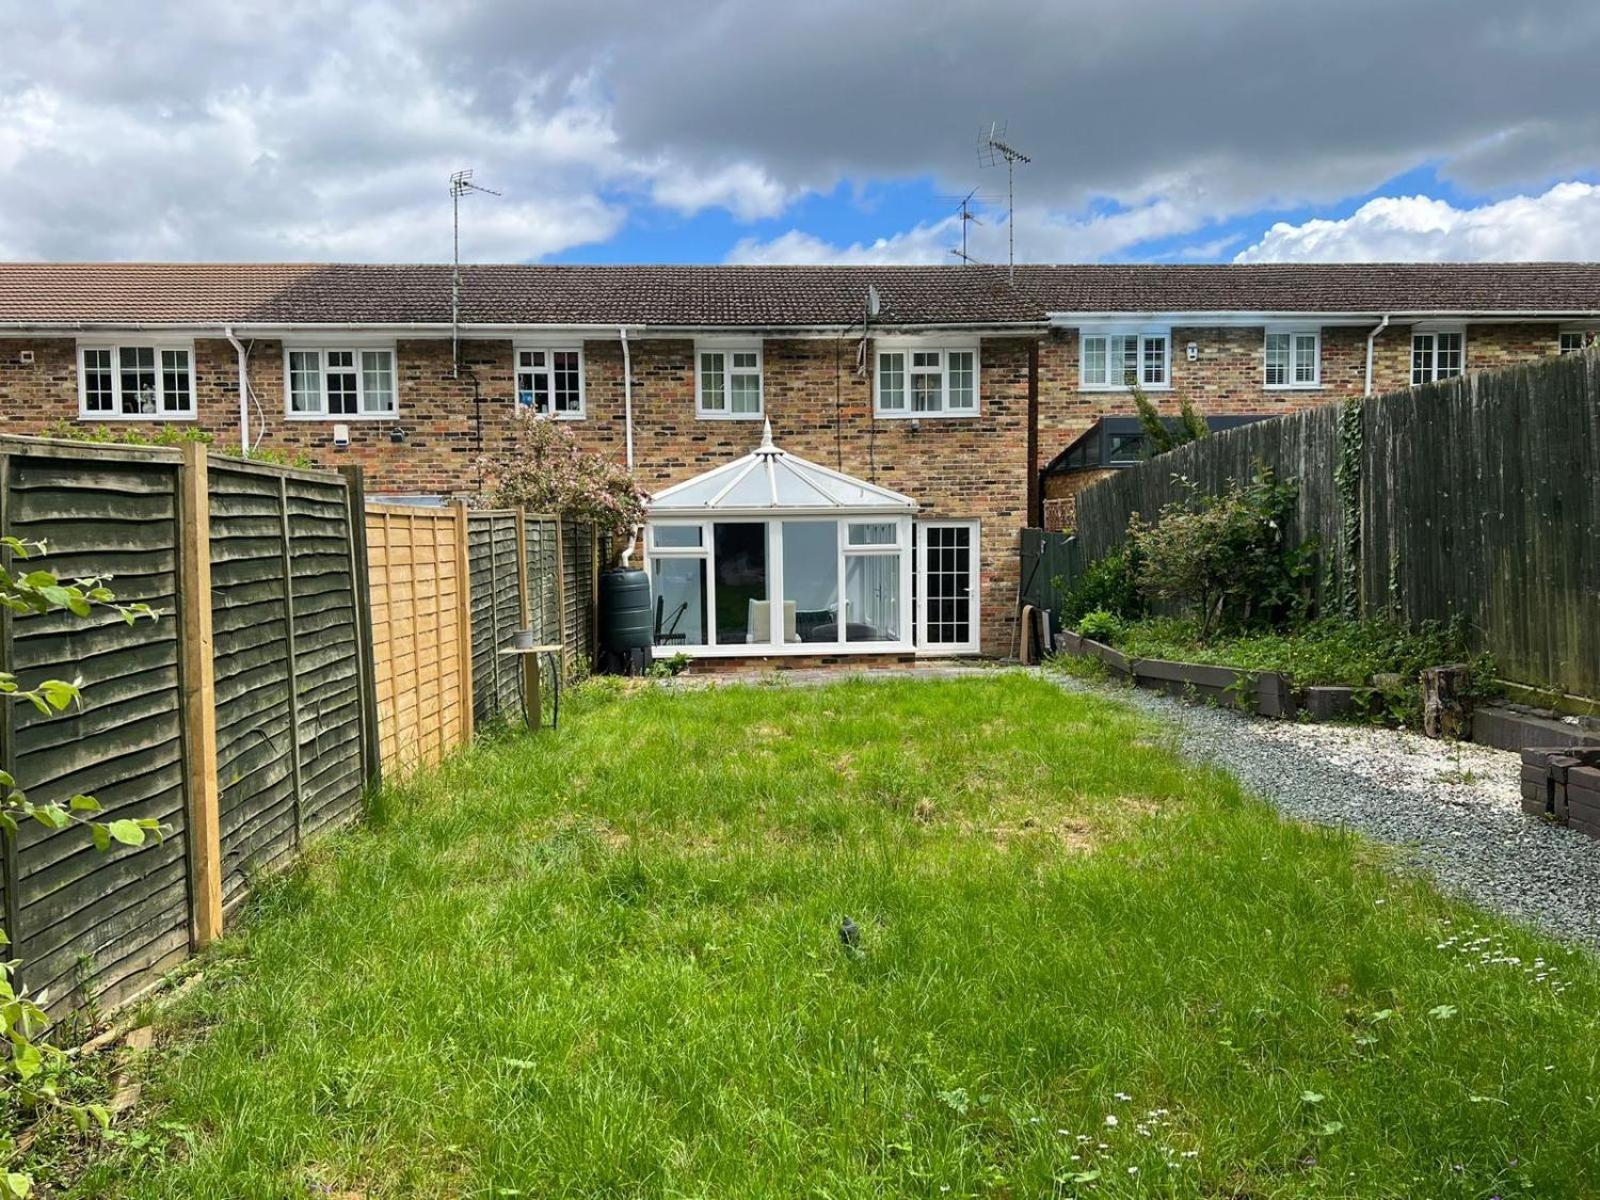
978;123;1031;284
450;169;501;378
948;188;985;266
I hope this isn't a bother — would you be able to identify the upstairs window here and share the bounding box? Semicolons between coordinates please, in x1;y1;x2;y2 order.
78;343;194;418
1411;330;1464;386
697;345;763;418
1080;331;1168;389
517;347;584;418
1265;330;1320;388
875;346;978;416
1559;330;1594;355
286;347;396;416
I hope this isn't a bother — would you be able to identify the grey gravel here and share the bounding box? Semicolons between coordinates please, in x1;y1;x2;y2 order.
1048;671;1600;952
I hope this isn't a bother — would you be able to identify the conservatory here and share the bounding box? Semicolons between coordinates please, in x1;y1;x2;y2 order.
645;423;977;657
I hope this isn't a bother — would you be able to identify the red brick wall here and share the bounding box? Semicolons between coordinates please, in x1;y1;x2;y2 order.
1036;321;1565;467
0;320;1569;658
559;335;1031;657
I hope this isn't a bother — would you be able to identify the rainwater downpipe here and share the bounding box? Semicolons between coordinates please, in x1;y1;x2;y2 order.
224;325;250;453
620;325;635;470
1364;313;1391;396
619;325;643;567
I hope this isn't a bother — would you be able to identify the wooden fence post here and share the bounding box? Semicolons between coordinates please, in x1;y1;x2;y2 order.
452;500;474;747
339;467;381;792
590;522;601;662
177;443;223;949
0;452;22;983
554;516;568;677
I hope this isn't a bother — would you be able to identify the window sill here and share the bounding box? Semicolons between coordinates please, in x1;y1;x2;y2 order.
78;412;197;423
695;411;765;421
874;409;981;420
1077;385;1172;394
1264;384;1323;392
661;639;915;658
283;412;399;422
517;411;586;421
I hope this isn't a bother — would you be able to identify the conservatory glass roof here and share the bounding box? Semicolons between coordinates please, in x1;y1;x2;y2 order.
647;421;918;516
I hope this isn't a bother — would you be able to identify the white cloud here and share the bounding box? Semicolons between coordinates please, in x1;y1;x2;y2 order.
1236;182;1600;262
650;161;800;221
727;219;961;265
728;197;1213;266
4;2;1600;261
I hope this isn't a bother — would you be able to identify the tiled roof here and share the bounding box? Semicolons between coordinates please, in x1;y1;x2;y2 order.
1014;263;1600;314
2;261;1599;329
0;263;1037;327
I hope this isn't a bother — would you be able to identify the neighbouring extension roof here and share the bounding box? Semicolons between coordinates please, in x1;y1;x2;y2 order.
2;261;1600;329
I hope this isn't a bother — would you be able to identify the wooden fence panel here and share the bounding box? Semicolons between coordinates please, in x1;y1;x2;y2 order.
561;517;595;668
524;514;562;697
286;476;365;837
1019;528;1084;632
1066;350;1600;699
367;504;469;775
3;448;190;1016
468;511;524;726
1359;357;1600;695
207;463;297;910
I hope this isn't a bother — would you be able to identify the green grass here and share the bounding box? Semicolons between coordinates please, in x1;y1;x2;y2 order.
73;675;1599;1198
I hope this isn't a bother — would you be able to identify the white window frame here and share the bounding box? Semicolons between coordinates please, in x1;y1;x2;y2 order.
1410;327;1466;386
915;519;981;655
695;341;764;420
643;514;915;656
515;343;586;419
873;341;981;418
76;340;197;421
283;344;398;419
1078;328;1171;391
1264;328;1321;390
1558;327;1596;355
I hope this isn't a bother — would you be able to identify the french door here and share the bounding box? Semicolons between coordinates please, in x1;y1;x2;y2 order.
916;520;980;654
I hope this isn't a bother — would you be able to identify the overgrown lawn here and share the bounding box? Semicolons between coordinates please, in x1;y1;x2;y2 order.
77;675;1599;1198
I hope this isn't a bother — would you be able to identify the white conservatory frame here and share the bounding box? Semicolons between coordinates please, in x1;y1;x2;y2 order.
644;422;918;657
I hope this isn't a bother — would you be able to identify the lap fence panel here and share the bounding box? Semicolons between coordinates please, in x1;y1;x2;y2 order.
207;463;297;911
2;444;190;1018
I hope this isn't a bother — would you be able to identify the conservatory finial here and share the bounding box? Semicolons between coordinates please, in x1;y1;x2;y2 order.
759;418;775;452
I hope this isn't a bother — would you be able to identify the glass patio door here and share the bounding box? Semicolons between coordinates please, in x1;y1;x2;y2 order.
916;520;980;653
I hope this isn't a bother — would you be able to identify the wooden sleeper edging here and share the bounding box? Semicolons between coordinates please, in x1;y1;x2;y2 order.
1052;632;1295;719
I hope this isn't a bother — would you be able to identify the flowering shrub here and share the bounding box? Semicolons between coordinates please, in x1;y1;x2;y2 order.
481;418;647;540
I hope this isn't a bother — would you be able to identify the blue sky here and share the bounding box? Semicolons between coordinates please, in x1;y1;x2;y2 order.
3;2;1599;264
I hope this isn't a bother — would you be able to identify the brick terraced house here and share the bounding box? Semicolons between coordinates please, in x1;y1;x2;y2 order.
0;261;1596;664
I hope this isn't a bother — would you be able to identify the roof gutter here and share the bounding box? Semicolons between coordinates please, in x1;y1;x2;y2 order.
1365;314;1391;397
224;325;250;454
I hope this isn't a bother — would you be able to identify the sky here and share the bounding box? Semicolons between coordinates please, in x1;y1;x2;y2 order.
2;1;1599;267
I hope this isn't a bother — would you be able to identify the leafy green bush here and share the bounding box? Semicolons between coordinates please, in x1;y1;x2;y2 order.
1054;548;1143;625
1128;464;1315;638
1075;609;1124;645
41;421;315;469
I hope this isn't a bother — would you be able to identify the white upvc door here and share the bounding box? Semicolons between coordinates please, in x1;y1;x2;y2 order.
916;519;981;654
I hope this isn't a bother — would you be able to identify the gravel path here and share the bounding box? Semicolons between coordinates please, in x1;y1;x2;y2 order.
1049;671;1600;951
